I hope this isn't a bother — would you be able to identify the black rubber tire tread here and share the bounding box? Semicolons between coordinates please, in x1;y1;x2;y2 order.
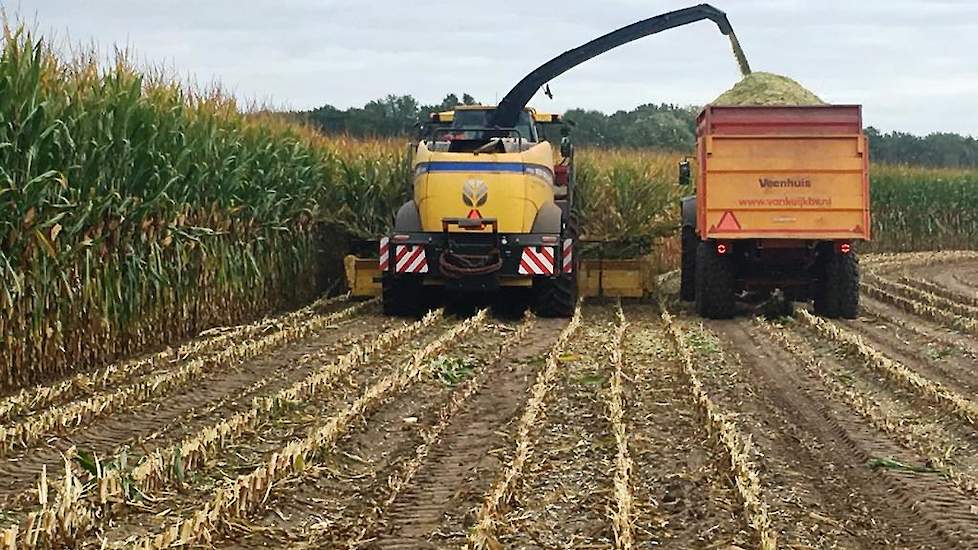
814;251;860;319
694;241;736;319
382;274;425;317
532;213;579;318
680;225;697;302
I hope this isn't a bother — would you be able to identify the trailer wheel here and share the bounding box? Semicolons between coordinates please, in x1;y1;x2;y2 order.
814;251;860;319
695;241;736;319
382;274;425;317
680;226;697;302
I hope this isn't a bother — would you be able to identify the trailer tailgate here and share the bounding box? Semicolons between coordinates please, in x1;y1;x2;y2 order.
698;105;870;241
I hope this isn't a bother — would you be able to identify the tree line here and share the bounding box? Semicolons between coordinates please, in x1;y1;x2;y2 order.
295;93;978;168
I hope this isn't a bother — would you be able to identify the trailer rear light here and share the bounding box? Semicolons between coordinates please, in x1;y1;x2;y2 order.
837;242;852;254
716;243;729;255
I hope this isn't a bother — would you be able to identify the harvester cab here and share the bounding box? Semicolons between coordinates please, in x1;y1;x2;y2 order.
344;3;752;317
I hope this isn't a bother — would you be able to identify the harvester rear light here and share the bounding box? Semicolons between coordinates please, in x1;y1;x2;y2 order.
393;234;411;242
716;243;729;255
540;236;558;244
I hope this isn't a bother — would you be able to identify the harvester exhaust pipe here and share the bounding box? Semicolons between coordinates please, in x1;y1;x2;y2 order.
491;3;751;128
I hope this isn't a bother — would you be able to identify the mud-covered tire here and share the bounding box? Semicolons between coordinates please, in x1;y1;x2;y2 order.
382;274;425;317
694;241;736;319
532;274;576;318
814;251;859;319
532;215;579;318
680;226;697;302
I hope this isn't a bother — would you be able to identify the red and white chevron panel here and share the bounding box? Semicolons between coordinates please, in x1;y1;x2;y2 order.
379;237;390;271
395;244;429;273
562;238;573;274
518;246;557;275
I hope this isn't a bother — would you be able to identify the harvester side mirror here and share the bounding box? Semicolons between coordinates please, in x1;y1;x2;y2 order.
678;159;691;186
560;136;573;158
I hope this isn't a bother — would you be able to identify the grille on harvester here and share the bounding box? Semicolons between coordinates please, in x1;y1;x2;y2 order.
395;244;429;273
518;246;557;275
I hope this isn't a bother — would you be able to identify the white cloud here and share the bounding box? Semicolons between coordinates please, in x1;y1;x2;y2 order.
10;0;977;135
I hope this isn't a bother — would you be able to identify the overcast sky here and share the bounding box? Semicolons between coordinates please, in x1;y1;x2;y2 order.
11;0;978;136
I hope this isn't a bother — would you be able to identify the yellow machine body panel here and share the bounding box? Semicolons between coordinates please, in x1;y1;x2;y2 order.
413;141;557;234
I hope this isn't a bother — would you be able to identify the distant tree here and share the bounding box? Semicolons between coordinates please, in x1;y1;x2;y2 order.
298;96;978;167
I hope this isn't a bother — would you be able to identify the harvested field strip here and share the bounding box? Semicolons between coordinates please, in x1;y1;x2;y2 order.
495;305;617;547
860;282;978;336
860;298;978;361
757;318;978;500
0;299;374;456
660;311;776;550
621;308;749;548
897;275;978;308
120;310;488;549
863;250;978;270
713;316;978;548
0;293;350;425
609;302;633;550
867;274;978;318
336;315;537;547
0;307;417;548
799;310;978;427
840;310;978;396
468;302;583;549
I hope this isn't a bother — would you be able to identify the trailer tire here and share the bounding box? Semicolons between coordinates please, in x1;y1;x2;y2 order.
814;252;859;319
695;241;736;319
680;226;697;302
382;274;425;317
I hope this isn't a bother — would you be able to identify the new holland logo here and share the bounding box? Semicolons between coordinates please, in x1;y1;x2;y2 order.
462;178;488;207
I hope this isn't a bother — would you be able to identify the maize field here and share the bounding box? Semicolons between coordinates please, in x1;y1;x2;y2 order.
5;23;978;550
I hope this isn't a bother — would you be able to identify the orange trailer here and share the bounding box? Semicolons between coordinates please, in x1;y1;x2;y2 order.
679;105;870;319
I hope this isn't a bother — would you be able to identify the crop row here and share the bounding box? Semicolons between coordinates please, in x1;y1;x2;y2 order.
755;318;978;500
608;302;634;550
0;299;373;456
0;292;349;425
798;310;978;428
124;309;487;549
660;311;777;550
469;303;583;549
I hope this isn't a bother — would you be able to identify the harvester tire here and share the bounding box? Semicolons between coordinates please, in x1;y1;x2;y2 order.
680;226;697;302
814;252;859;319
532;216;579;318
695;241;735;319
382;274;425;317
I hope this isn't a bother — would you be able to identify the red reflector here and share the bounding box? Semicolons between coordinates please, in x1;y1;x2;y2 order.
839;242;851;254
716;243;728;255
467;209;481;220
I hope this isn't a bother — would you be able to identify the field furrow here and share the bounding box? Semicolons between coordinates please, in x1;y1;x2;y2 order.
93;310;487;549
469;303;583;549
488;304;615;548
622;305;750;548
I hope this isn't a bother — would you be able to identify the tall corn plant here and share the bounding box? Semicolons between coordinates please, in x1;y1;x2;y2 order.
0;26;350;389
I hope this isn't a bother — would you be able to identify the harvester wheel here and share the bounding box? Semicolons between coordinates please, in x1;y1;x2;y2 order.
680;226;697;302
695;241;735;319
382;274;425;317
532;217;579;318
814;251;860;319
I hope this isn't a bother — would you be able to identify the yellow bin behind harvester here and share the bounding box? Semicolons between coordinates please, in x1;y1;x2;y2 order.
345;255;649;298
